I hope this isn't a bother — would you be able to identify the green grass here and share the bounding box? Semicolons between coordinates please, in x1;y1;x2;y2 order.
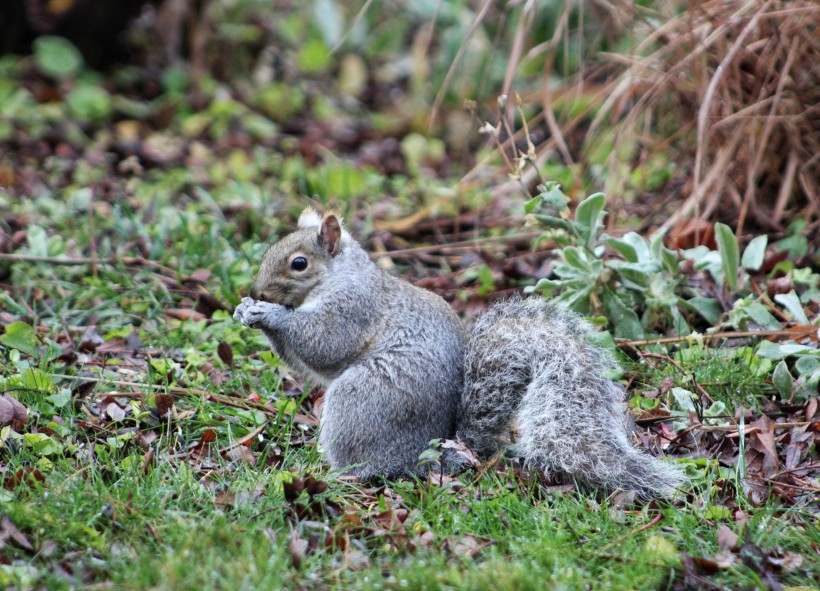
1;9;817;585
1;191;817;590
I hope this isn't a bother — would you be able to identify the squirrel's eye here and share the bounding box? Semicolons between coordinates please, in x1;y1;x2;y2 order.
291;257;308;271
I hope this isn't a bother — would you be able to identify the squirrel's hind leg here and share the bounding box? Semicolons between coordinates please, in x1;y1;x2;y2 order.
318;364;454;481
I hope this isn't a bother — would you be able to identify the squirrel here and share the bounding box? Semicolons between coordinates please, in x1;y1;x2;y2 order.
233;208;685;499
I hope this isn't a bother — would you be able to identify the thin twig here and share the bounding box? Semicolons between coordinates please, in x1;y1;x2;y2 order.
616;328;817;348
597;513;664;553
762;479;820;493
0;253;178;277
697;421;813;433
768;462;820;479
49;373;317;426
641;352;714;404
369;232;543;259
219;422;269;454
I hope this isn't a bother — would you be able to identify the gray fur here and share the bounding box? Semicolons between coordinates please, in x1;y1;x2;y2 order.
235;213;465;480
458;297;685;499
236;212;684;497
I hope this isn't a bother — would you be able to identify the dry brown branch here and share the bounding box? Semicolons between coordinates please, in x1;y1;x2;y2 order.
616;326;818;347
368;231;543;259
49;373;318;426
0;252;178;276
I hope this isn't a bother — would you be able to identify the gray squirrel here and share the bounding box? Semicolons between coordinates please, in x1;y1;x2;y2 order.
233;208;685;499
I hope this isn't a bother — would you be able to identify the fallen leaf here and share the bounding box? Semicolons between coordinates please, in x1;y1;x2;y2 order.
806;398;818;421
449;535;481;558
0;394;27;431
106;402;126;421
188;269;211;283
155;394;174;418
0;516;34;552
717;525;739;551
289;532;308;569
3;467;45;490
667;218;715;250
767;551;804;570
441;437;482;468
711;550;738;568
748;415;780;476
217;341;233;367
283;478;305;502
304;476;328;496
343;548;371;571
165;308;206;321
225;445;255;464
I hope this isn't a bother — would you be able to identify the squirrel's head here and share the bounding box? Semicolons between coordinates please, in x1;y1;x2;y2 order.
250;207;350;308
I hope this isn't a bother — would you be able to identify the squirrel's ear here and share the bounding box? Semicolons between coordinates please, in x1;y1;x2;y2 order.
298;207;322;229
318;213;342;256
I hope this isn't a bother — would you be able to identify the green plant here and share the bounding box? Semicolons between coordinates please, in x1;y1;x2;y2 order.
526;183;818;341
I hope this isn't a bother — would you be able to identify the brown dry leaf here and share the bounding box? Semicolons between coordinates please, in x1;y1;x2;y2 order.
283;478;306;502
784;428;813;471
416;530;437;549
767;276;796;298
165;308;206;322
716;525;739;551
343;548;371;571
711;551;738;569
188;269;211;284
441;437;482;468
3;467;45;490
659;376;675;395
374;508;407;531
766;551;804;570
427;472;466;490
806;398;818;421
207;367;227;386
137;430;158;450
288;532;308;570
215;485;264;508
217;341;233;367
197;429;217;446
667;218;715;250
748;416;780;477
304;476;328;496
225;445;255;464
447;534;485;559
0;516;34;552
685;554;724;574
155;394;174;418
105;402;126;421
38;539;58;559
338;512;364;531
190;429;217;464
742;475;770;506
0;394;27;431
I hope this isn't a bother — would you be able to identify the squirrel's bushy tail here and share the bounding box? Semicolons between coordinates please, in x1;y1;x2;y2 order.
457;297;685;499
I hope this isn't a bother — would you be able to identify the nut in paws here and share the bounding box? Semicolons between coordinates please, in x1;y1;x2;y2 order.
234;298;282;328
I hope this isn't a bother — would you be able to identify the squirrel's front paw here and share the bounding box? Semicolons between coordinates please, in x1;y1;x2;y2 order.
232;297;254;323
234;298;284;329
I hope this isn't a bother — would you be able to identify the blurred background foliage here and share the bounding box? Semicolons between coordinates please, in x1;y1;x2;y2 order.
0;0;818;240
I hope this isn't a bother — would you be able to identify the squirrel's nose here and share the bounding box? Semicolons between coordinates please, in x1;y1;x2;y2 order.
249;285;259;300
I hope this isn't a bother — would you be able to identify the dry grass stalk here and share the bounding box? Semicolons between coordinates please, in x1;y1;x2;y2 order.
468;0;818;234
590;0;820;232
